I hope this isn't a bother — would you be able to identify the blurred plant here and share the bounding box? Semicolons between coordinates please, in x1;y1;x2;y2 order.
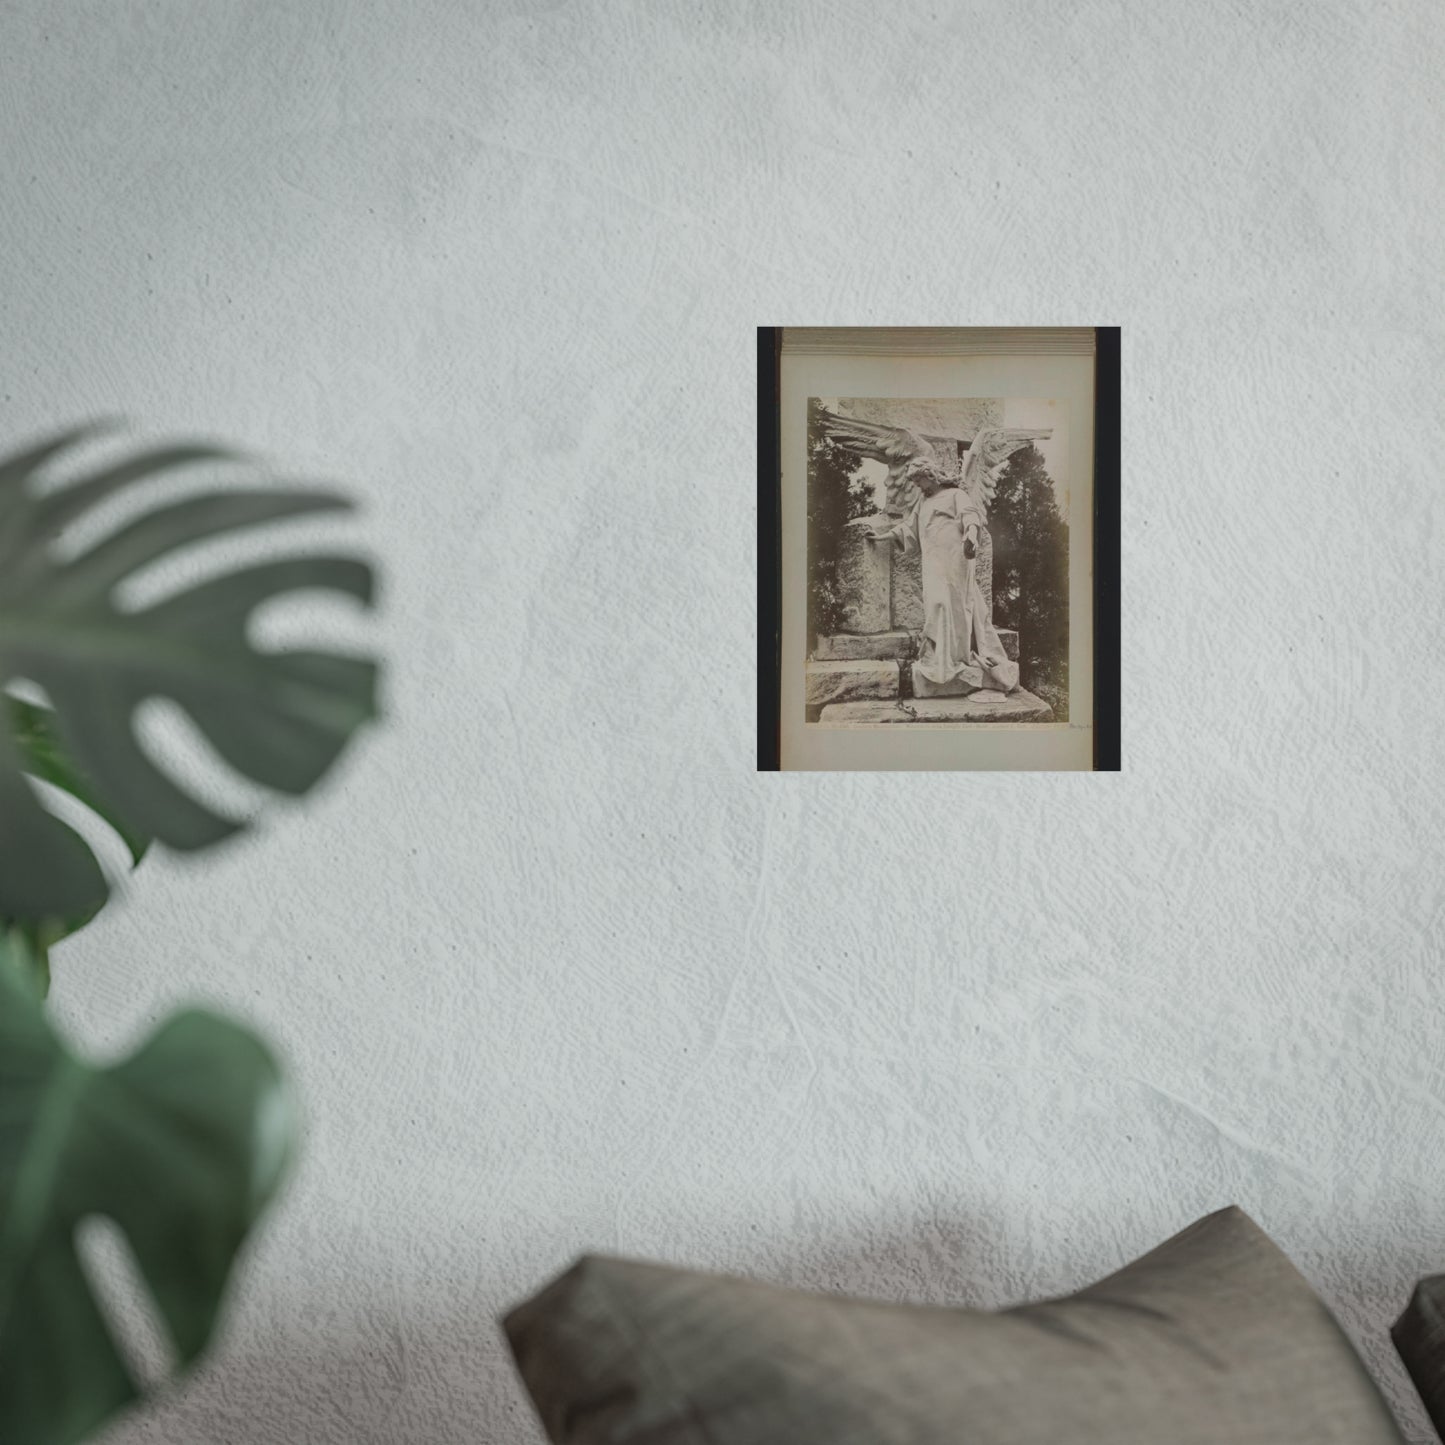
0;425;380;1445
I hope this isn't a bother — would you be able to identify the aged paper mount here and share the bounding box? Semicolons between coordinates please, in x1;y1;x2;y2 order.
778;329;1096;772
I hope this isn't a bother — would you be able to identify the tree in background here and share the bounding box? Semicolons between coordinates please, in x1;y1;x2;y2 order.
987;442;1069;718
806;399;876;643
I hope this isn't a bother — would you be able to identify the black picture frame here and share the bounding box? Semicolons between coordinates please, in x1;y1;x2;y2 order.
757;326;1120;771
1092;326;1121;771
757;326;782;771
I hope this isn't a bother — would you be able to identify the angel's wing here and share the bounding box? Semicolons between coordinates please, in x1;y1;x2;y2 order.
817;409;929;467
961;427;1052;508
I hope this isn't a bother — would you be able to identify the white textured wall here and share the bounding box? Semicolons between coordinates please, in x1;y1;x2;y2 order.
4;2;1444;1441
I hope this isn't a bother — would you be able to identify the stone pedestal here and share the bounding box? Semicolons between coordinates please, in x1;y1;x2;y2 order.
805;659;899;708
835;516;892;634
815;631;913;661
891;547;922;631
817;689;1054;726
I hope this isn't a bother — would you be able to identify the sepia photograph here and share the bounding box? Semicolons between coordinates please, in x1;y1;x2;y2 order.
765;325;1112;771
806;396;1070;727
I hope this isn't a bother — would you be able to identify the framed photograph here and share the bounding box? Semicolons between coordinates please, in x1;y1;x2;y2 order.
758;327;1119;771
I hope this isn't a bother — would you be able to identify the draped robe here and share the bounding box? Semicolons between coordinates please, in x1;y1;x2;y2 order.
884;487;1019;694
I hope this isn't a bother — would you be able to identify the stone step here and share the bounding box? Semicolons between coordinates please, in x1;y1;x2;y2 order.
814;628;1018;663
815;631;913;661
817;689;1054;725
804;659;899;707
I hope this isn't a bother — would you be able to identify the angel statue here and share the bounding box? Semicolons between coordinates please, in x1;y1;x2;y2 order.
817;406;1050;517
817;407;1050;695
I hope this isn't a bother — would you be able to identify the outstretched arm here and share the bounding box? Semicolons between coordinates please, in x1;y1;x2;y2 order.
851;502;918;552
861;517;906;544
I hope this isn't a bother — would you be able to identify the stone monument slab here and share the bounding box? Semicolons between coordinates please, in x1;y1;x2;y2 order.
817;690;1055;725
815;631;913;661
805;659;899;707
835;515;892;634
891;547;923;631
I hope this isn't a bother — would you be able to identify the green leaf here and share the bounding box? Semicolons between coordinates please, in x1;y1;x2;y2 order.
9;698;149;867
0;954;294;1445
0;926;49;1001
3;696;148;958
0;426;379;923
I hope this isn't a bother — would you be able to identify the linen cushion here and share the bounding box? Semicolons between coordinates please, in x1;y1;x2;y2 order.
504;1206;1404;1445
1393;1275;1445;1441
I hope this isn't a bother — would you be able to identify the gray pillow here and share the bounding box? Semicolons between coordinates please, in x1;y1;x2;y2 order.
504;1206;1405;1444
1393;1275;1445;1441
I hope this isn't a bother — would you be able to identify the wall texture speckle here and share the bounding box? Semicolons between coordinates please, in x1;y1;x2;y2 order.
3;2;1444;1441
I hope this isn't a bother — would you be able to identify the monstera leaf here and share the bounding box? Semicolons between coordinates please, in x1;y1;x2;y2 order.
0;424;378;925
0;935;294;1445
9;696;150;869
4;697;152;995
